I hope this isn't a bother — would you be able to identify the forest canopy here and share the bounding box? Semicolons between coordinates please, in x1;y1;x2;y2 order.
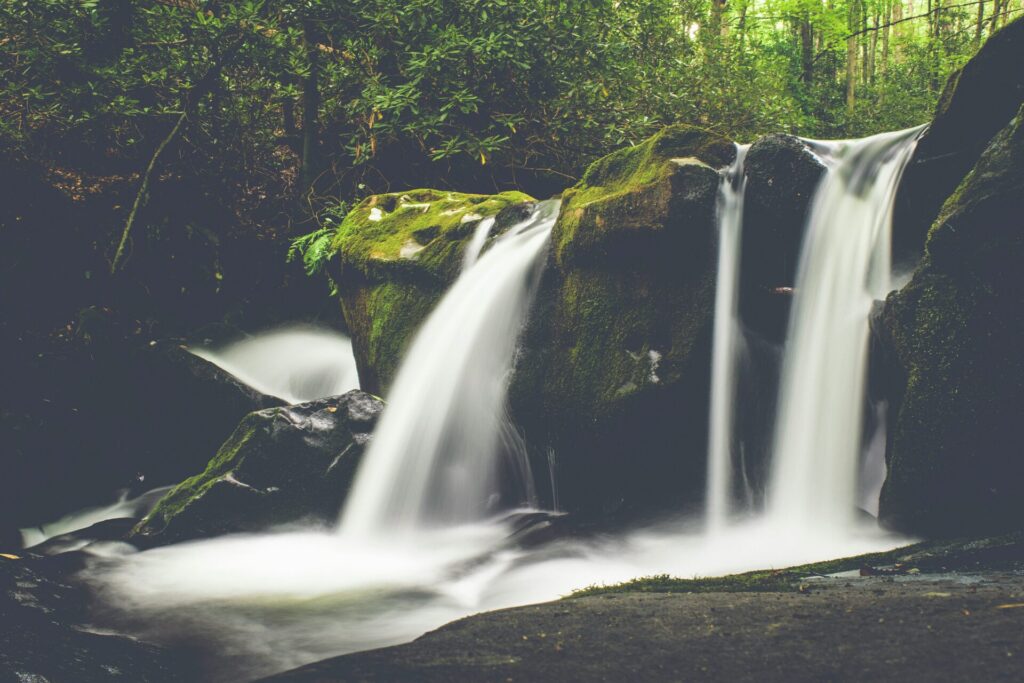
2;0;1018;238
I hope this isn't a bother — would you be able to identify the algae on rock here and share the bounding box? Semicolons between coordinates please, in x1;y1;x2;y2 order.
510;124;735;517
331;189;535;394
133;390;383;545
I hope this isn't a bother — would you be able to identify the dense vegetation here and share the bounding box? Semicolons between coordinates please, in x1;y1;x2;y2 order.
2;0;1018;239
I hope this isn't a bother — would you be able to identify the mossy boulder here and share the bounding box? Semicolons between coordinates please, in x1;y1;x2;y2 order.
893;15;1024;265
878;105;1024;537
132;390;383;545
332;189;535;394
509;124;735;517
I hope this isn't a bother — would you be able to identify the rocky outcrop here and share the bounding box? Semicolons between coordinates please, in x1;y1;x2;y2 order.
740;134;825;341
332;189;536;394
893;16;1024;265
132;391;383;545
509;125;735;516
878;105;1024;536
1;330;284;541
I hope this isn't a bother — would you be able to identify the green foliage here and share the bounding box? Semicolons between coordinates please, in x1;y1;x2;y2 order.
288;201;349;293
0;0;1017;249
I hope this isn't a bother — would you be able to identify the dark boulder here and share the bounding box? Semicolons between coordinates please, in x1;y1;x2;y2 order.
878;104;1024;536
893;16;1024;266
0;329;284;538
740;134;825;342
132;390;383;545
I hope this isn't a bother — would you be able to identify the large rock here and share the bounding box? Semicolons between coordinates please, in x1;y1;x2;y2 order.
332;189;535;394
894;16;1024;265
1;326;284;540
878;104;1024;536
132;390;383;545
740;134;825;341
510;124;735;516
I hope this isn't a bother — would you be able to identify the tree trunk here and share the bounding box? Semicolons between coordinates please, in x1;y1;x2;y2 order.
847;0;859;113
300;17;321;194
861;0;869;86
882;0;891;77
800;13;814;84
869;11;879;85
976;0;987;45
709;0;728;38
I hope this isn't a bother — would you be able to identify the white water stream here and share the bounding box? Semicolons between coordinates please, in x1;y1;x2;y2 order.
341;201;558;535
191;325;359;405
767;127;923;532
705;144;749;531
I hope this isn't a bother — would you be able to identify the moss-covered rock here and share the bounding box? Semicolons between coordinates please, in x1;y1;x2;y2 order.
509;124;735;517
893;15;1024;265
333;189;535;394
878;105;1024;536
132;390;383;545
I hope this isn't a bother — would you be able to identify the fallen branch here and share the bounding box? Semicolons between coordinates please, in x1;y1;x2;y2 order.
109;111;186;274
109;35;245;274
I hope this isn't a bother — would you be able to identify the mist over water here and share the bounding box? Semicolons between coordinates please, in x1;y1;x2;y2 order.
191;325;359;405
85;515;905;682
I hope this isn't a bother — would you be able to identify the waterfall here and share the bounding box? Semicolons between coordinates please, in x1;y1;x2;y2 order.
340;201;559;536
191;325;359;404
705;144;749;531
463;216;497;269
767;127;923;531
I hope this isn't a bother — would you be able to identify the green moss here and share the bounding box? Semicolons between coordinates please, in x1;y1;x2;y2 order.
570;532;1024;597
540;267;713;417
332;188;533;283
553;124;733;265
134;415;263;535
361;280;441;392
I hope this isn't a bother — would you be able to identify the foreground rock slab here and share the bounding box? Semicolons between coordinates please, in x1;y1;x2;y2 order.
263;573;1024;683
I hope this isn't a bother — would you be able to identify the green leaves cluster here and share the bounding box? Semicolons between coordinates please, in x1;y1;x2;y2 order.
1;0;1012;233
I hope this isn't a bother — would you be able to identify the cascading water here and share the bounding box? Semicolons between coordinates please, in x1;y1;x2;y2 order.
191;325;359;404
340;201;559;535
767;127;923;531
81;132;925;683
705;144;749;531
462;215;496;269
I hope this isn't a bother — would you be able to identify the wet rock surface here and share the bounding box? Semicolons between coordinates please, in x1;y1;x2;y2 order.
0;555;190;682
264;572;1024;683
894;16;1024;265
878;105;1024;537
132;390;383;546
